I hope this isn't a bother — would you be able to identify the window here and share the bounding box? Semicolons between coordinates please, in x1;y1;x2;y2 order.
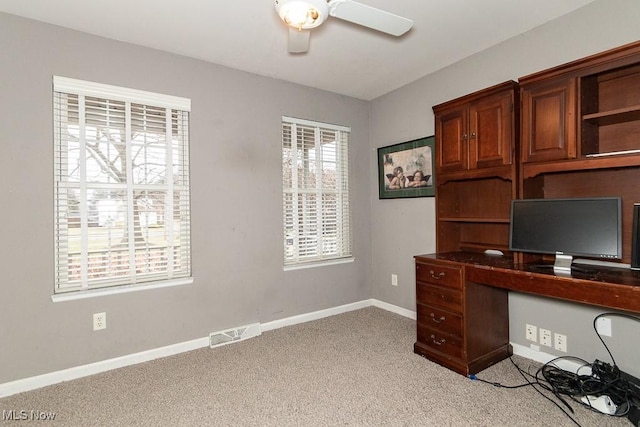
282;116;352;267
53;77;192;294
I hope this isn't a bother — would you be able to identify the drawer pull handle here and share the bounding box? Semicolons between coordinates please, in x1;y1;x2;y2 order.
430;313;445;323
430;334;446;345
429;270;445;280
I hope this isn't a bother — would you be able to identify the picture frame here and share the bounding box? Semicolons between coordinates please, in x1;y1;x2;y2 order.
378;136;435;199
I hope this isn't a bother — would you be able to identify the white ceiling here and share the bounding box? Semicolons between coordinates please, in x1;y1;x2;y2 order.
0;0;597;100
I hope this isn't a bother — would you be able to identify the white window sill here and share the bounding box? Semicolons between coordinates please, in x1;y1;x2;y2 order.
283;257;354;271
51;277;194;302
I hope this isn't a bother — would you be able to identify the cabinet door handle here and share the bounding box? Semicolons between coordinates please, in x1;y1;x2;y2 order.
430;334;446;345
430;313;446;323
470;132;476;139
462;133;468;140
429;270;445;280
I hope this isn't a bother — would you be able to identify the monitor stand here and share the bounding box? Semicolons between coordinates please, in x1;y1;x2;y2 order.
554;253;573;275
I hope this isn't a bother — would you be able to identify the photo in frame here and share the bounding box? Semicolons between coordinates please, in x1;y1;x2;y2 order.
378;136;435;199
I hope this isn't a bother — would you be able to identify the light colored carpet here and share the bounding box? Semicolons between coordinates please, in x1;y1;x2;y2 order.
0;307;630;426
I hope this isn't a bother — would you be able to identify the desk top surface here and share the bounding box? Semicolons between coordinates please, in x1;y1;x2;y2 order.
415;251;640;312
415;251;640;289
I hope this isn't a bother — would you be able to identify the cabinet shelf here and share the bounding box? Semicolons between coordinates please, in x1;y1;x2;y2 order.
583;105;640;126
439;217;510;224
522;154;640;179
437;165;514;185
458;242;510;253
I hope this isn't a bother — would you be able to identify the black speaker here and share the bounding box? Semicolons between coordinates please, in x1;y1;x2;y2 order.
633;204;640;270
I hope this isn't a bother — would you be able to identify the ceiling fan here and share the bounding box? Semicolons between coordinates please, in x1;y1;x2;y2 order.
274;0;414;53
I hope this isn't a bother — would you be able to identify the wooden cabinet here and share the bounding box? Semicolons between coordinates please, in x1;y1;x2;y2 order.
519;41;640;265
520;77;576;163
418;41;640;376
436;178;514;254
581;63;640;156
413;252;640;375
520;41;640;164
435;81;517;173
434;81;518;254
414;255;510;375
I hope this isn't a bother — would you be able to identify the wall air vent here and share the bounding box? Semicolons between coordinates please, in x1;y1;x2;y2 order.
209;323;262;348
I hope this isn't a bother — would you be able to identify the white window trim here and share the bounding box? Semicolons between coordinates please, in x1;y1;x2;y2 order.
51;277;194;302
53;76;192;296
283;257;354;271
53;76;191;111
282;116;353;267
282;116;349;133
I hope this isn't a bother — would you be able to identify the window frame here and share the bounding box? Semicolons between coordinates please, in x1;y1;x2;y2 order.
282;116;353;269
53;76;193;298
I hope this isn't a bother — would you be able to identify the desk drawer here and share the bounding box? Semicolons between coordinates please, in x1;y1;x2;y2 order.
417;323;463;359
416;283;462;313
416;262;462;289
417;303;463;337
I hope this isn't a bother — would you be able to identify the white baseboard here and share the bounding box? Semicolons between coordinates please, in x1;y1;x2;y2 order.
8;301;581;398
0;336;209;398
0;298;413;398
260;299;373;332
511;343;589;374
371;299;417;320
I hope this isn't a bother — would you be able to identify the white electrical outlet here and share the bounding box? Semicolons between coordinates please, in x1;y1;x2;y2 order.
554;333;567;352
540;328;552;346
391;274;398;287
525;324;537;342
93;312;106;331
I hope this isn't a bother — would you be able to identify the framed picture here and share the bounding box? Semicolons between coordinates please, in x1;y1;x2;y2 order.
378;136;435;199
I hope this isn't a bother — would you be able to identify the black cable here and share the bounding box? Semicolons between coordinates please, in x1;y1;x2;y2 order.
592;312;640;368
591;312;640;410
470;313;640;424
470;357;583;427
535;357;631;417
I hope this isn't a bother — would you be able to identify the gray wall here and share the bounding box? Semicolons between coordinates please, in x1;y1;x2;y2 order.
0;13;371;384
370;0;640;377
2;0;640;386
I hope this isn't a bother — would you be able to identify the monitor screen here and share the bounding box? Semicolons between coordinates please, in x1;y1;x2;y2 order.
509;197;622;263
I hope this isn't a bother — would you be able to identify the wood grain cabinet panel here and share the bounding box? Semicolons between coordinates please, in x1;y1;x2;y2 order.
415;261;462;289
416;283;462;313
416;304;463;337
435;82;516;173
433;81;518;256
418;42;640;377
470;91;514;169
520;78;576;163
414;258;510;376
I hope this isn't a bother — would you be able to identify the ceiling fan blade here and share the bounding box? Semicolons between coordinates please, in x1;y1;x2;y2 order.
288;28;311;53
329;0;413;36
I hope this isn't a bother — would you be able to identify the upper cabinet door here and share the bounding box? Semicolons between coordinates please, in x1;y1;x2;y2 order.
469;91;513;169
521;78;577;163
436;106;467;173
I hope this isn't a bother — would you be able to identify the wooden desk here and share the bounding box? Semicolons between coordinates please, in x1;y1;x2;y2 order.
413;251;640;376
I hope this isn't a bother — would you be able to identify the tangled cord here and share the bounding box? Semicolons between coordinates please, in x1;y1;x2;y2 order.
470;312;640;427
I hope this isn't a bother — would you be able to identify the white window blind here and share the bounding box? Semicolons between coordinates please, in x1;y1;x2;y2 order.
53;76;192;293
282;116;352;266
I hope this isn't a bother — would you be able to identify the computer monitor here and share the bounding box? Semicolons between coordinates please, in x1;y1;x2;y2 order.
509;197;622;273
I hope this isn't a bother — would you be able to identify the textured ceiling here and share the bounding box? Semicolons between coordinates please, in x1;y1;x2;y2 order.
0;0;597;100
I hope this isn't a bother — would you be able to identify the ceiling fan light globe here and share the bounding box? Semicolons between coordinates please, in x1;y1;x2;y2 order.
275;0;329;30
